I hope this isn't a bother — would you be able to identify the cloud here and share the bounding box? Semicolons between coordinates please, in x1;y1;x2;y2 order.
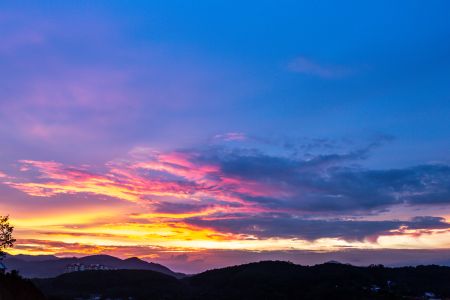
3;138;450;243
287;56;354;78
186;214;450;241
4;159;205;203
12;239;167;257
191;145;450;213
214;132;247;141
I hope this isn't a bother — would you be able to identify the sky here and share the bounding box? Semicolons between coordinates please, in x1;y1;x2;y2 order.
1;1;450;273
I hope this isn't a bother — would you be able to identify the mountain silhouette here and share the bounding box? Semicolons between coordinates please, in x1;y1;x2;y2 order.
4;254;183;279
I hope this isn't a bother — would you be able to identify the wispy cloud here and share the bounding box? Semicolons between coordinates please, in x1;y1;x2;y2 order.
287;56;355;78
214;132;247;142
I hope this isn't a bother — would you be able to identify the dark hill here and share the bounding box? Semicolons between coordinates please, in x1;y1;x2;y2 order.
187;261;370;299
187;261;450;299
0;271;45;300
35;269;186;300
33;261;450;300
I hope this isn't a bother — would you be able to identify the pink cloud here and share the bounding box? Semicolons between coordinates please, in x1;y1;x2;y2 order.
2;147;281;220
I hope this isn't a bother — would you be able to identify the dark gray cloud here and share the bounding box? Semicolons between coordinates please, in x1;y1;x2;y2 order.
186;214;450;241
188;144;450;213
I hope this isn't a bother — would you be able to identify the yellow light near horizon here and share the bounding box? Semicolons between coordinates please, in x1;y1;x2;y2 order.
11;210;120;228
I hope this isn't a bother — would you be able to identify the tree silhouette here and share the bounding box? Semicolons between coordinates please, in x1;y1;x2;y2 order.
0;215;15;259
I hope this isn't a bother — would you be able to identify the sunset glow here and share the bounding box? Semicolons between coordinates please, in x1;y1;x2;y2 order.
1;1;450;273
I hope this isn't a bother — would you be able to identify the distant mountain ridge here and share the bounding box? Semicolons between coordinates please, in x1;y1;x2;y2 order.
4;254;184;279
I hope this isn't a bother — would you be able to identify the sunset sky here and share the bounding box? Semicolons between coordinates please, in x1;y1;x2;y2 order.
1;1;450;273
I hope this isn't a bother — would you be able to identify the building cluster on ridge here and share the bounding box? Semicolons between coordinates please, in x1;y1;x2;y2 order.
65;263;113;273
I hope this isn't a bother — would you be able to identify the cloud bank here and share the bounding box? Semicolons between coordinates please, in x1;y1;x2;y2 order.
3;137;450;246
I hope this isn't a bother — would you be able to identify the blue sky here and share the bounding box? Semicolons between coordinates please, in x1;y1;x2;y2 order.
1;1;450;165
